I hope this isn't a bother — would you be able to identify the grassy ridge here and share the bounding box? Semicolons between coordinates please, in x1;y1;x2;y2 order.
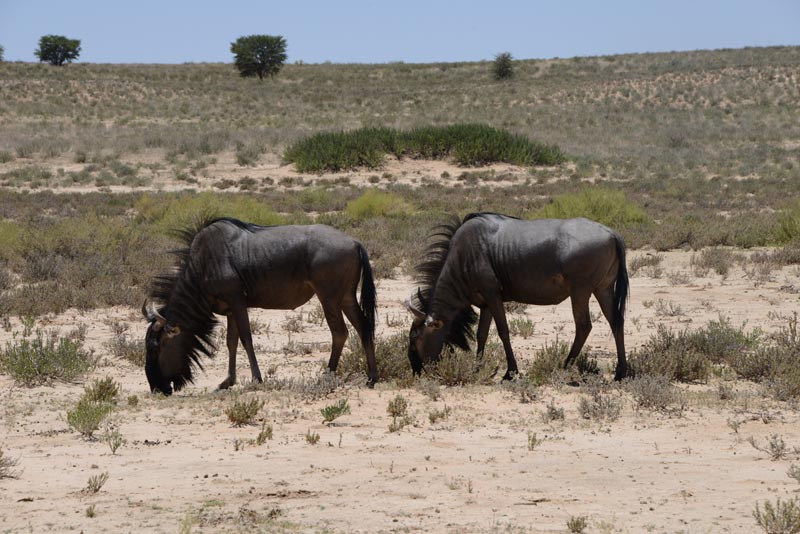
283;124;564;173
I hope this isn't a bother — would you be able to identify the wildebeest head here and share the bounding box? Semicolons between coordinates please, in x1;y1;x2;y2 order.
142;301;194;395
406;295;447;374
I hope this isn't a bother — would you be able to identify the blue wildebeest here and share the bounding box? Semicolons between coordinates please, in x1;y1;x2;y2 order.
142;217;377;395
407;213;629;380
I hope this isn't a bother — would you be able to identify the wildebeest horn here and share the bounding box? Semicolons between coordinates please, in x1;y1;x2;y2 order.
406;297;425;320
142;300;167;330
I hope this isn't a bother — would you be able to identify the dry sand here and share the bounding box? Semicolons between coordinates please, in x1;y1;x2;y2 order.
2;250;800;533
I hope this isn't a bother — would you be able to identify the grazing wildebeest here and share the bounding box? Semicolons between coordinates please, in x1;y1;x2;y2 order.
407;213;629;380
142;217;377;395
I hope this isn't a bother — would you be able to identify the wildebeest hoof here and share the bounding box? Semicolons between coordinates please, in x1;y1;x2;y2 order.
502;369;519;381
217;377;235;390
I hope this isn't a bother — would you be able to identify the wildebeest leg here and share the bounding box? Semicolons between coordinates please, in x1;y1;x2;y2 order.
484;294;518;380
595;287;627;380
230;305;263;386
342;298;378;385
563;291;592;370
321;299;349;377
475;306;492;358
217;314;239;390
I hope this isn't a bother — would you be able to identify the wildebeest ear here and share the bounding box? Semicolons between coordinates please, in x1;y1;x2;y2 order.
406;298;426;320
164;324;182;338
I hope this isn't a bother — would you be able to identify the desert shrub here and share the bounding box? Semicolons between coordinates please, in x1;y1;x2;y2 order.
492;52;514;80
753;497;800;534
338;330;412;384
225;395;264;426
692;247;739;276
578;388;622;421
0;448;20;479
777;200;800;244
629;325;710;382
235;142;264;166
320;399;350;423
67;399;113;438
428;344;502;386
345;189;412;220
106;322;145;367
625;375;681;411
628;253;664;276
135;191;285;234
527;340;596;385
83;377;120;404
532;187;649;230
631;318;762;383
0;329;95;386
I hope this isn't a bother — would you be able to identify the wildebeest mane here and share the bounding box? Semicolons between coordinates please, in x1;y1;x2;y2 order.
412;214;488;352
149;216;263;387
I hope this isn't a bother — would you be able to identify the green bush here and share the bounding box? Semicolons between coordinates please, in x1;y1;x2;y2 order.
345;189;412;220
628;325;710;382
493;52;514;80
0;330;95;386
284;124;564;173
135;191;285;233
777;200;800;244
67;399;113;438
532;187;649;230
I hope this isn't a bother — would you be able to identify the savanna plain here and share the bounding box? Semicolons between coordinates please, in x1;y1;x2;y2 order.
2;47;800;533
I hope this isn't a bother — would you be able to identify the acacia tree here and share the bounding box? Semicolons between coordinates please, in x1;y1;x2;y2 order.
230;35;287;80
0;45;4;62
493;52;514;80
35;35;81;66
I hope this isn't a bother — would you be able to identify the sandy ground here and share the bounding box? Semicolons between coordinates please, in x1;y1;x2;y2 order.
2;251;800;533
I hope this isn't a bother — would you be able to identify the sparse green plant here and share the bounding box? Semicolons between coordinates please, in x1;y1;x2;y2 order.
508;316;535;338
788;464;800;485
224;395;264;426
107;322;145;366
502;375;538;403
127;395;139;407
102;425;125;455
255;422;273;445
579;387;622;421
753;497;800;534
748;434;794;461
83;377;120;404
428;405;451;424
415;377;442;401
320;399;350;424
387;395;413;432
625;375;682;411
527;431;543;451
85;504;96;518
84;471;109;494
305;429;320;445
567;515;589;533
541;400;565;423
67;399;113;438
0;329;95;386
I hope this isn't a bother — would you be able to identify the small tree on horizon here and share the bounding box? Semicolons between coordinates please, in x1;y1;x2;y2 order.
0;45;4;62
35;35;81;66
230;34;287;80
493;51;514;80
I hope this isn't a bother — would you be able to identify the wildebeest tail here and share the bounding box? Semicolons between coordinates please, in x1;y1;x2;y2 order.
357;243;376;345
612;233;629;333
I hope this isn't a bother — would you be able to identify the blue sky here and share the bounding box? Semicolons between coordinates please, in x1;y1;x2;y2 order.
1;1;798;64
